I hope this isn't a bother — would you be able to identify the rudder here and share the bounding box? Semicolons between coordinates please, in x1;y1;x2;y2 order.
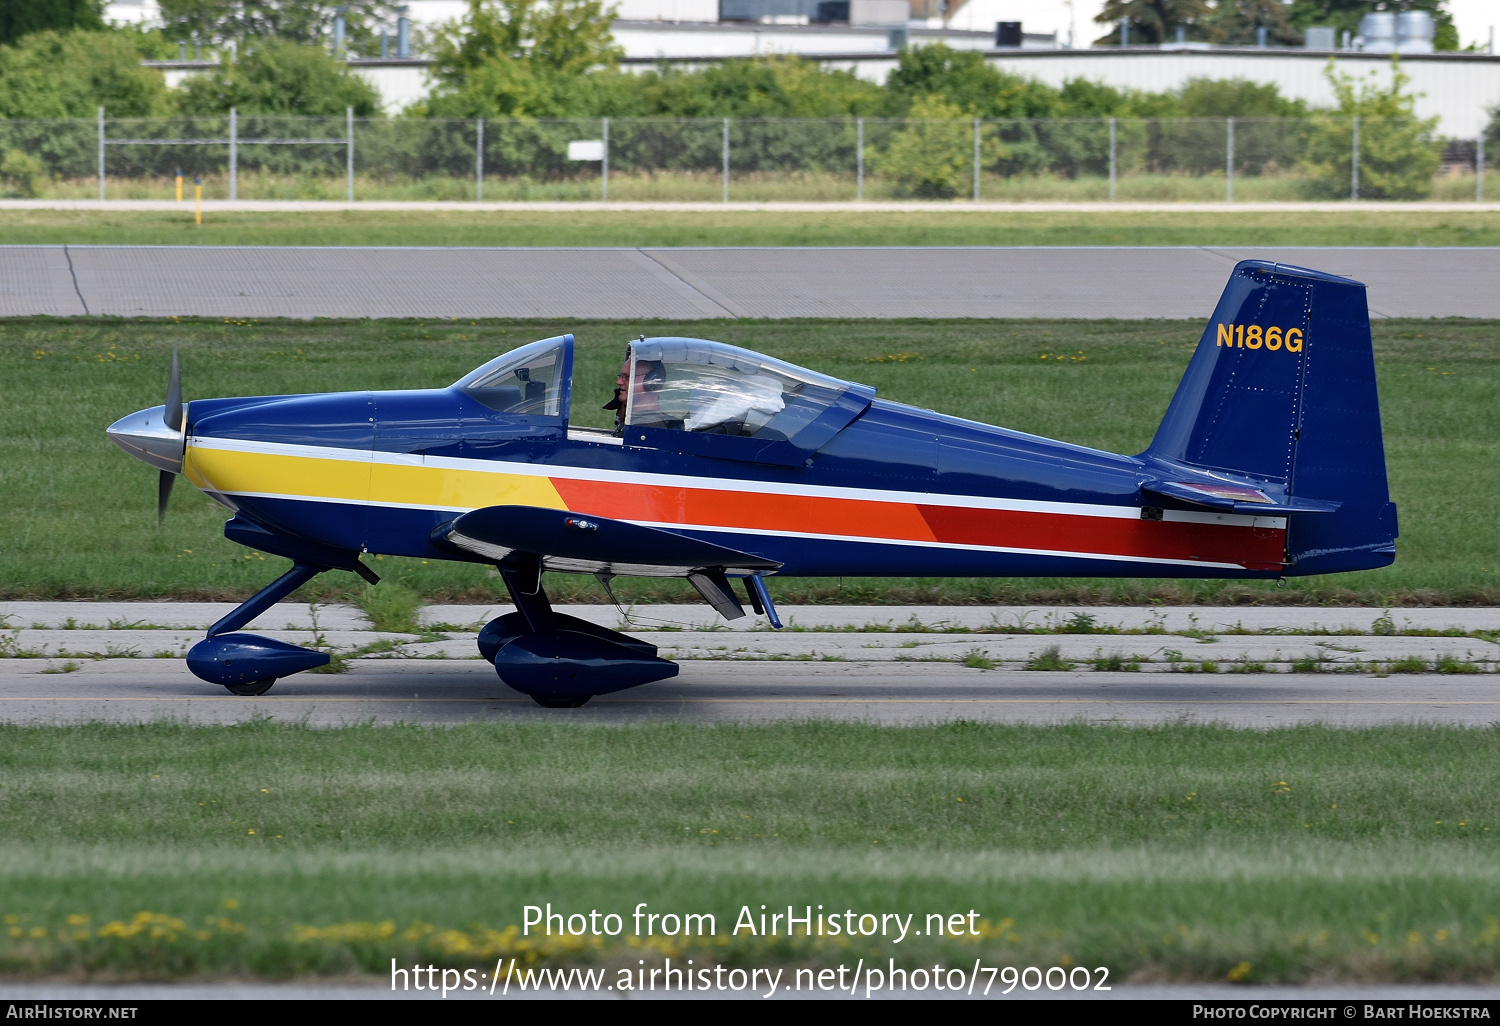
1143;259;1396;576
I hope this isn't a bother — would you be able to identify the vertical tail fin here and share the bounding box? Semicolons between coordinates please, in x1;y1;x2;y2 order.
1143;259;1397;575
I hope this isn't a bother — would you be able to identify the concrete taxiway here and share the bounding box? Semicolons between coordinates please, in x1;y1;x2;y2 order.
2;658;1499;726
3;245;1496;319
1;603;1495;727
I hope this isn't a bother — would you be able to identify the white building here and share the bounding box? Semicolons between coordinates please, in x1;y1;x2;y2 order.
115;0;1500;135
106;0;1498;49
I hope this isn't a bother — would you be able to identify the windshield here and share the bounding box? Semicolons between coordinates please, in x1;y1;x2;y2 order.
625;338;855;440
454;336;572;419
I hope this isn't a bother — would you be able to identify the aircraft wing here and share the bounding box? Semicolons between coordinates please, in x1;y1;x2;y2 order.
433;505;780;618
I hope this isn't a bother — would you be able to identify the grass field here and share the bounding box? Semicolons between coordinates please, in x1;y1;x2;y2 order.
2;315;1495;606
5;208;1500;248
2;721;1499;982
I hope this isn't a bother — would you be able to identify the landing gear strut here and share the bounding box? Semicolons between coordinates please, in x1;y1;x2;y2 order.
186;562;332;695
480;557;678;708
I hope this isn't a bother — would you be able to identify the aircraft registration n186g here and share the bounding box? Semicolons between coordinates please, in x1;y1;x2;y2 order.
107;260;1396;707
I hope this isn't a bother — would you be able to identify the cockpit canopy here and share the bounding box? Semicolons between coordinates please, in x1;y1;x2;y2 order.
454;336;573;421
623;338;874;465
624;338;870;443
452;333;873;465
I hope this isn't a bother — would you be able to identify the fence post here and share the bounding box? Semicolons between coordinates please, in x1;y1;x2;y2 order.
229;107;237;201
1478;133;1485;202
856;117;864;201
1225;116;1234;203
97;106;105;201
973;117;981;201
1350;115;1359;201
602;117;609;202
476;118;484;202
1108;117;1116;201
346;107;354;202
722;118;730;203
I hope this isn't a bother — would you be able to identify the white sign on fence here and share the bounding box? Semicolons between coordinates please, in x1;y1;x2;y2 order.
567;140;605;161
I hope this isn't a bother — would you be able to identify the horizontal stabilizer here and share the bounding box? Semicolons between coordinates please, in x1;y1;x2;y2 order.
1142;481;1340;516
434;505;780;578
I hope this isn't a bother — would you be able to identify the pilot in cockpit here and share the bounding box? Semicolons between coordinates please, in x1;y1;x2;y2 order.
605;341;786;438
603;348;667;436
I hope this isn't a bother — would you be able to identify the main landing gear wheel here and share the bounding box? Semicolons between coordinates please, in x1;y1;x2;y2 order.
531;694;592;708
224;678;276;697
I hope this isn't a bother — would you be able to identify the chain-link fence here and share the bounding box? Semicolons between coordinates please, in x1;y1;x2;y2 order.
0;113;1487;202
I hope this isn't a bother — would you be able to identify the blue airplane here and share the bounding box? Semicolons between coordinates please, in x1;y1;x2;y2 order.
107;260;1395;706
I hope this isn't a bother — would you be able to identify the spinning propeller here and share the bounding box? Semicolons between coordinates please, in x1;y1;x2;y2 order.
105;348;187;525
158;349;182;523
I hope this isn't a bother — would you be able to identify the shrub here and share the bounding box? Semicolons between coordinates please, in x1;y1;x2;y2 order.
1092;651;1141;672
960;649;996;670
0;148;47;196
877;94;1004;199
0;29;170;119
1299;57;1439;200
176;39;381;116
1024;645;1074;671
357;583;424;635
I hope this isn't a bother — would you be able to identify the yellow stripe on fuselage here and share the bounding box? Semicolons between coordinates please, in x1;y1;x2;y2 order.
368;460;564;510
183;445;566;511
185;446;372;502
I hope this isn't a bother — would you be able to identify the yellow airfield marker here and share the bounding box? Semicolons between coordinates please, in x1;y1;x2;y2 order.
194;175;202;224
175;168;182;202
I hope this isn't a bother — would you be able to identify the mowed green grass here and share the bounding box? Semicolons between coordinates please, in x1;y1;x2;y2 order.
2;722;1500;982
1;316;1495;605
5;208;1500;248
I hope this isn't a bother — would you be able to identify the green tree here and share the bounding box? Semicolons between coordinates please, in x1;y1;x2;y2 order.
0;149;49;196
884;44;1060;118
1176;77;1307;116
1093;0;1213;44
877;93;1004;198
1299;57;1439;198
0;29;171;117
1208;0;1301;45
620;57;884;117
1287;0;1458;51
419;0;620;117
156;0;399;53
176;37;381;114
1054;79;1129;116
0;0;102;47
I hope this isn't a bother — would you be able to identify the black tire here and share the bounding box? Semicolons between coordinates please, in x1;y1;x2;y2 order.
531;694;592;709
224;678;276;697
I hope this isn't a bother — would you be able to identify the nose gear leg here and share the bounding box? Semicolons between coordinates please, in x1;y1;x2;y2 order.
187;561;333;695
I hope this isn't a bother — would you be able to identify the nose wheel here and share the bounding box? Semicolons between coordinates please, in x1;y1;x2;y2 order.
531;694;591;708
224;678;276;697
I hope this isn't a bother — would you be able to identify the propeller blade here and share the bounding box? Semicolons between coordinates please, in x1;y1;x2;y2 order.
157;469;175;525
164;347;183;433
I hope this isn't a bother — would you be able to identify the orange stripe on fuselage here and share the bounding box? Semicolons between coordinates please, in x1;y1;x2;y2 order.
551;479;939;544
551;477;1285;567
918;505;1285;566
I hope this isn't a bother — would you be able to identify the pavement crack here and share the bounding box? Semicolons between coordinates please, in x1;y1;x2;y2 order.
636;248;746;318
62;245;89;315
